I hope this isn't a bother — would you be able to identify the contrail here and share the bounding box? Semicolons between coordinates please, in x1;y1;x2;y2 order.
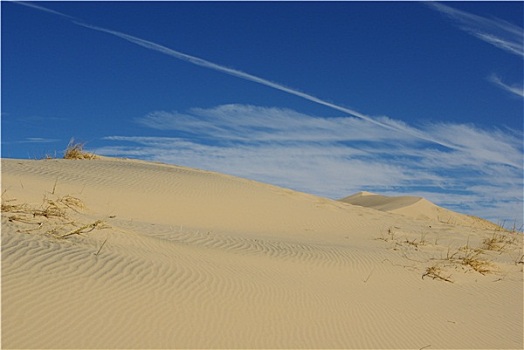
13;1;77;20
74;22;392;129
13;1;456;148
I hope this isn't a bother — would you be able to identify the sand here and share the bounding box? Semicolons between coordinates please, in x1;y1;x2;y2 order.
340;191;503;230
1;157;522;349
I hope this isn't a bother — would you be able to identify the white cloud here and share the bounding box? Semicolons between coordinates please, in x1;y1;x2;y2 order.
427;2;524;58
15;2;523;226
14;1;476;149
97;104;524;227
25;137;60;143
71;20;397;131
428;3;524;100
137;105;418;144
424;123;522;168
488;74;524;98
2;137;61;144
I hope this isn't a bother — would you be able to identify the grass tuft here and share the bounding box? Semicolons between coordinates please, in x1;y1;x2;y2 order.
459;249;492;275
2;189;108;239
63;139;97;160
481;232;516;251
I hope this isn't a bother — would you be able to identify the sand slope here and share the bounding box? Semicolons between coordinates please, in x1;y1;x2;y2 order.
2;158;522;349
340;191;502;230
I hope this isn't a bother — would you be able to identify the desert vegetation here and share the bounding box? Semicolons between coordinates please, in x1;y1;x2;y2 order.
63;138;97;159
2;189;107;239
377;225;521;283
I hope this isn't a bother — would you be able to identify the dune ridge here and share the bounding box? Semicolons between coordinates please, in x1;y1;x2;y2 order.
340;191;502;230
2;158;522;349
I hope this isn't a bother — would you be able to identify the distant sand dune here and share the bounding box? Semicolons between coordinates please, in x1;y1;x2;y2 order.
340;191;503;230
2;158;522;349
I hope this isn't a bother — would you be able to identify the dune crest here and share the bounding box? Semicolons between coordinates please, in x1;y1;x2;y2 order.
2;158;522;349
340;191;502;230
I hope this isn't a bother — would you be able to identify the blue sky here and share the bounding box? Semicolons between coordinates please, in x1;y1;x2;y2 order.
2;1;523;227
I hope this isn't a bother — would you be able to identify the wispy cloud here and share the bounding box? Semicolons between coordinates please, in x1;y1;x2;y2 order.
427;2;524;58
24;137;60;143
428;2;524;100
136;106;418;144
15;1;459;150
96;104;523;226
14;2;524;225
18;1;518;156
1;137;61;145
488;74;524;98
73;22;440;143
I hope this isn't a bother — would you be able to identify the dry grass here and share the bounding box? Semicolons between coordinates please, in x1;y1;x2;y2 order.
61;220;105;238
444;244;493;275
3;196;68;223
422;265;453;283
2;191;107;239
496;219;523;233
402;234;428;250
63;139;97;160
421;246;493;283
481;232;517;251
28;195;84;219
33;199;67;219
57;195;85;212
459;249;492;275
2;199;30;214
374;226;504;282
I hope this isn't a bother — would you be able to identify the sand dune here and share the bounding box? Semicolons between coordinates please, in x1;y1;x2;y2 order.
2;158;522;349
340;191;502;230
